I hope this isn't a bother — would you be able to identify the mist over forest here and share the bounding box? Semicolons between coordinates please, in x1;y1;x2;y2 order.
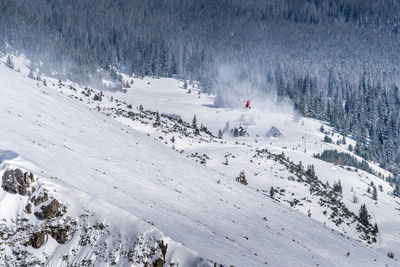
2;0;400;173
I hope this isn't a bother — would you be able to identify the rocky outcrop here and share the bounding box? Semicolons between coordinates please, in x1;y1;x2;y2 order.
48;226;70;244
34;199;60;220
30;231;46;249
31;192;49;206
2;169;34;195
25;203;32;213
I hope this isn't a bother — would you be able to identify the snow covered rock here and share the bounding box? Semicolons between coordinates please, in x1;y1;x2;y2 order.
34;199;61;220
266;126;283;138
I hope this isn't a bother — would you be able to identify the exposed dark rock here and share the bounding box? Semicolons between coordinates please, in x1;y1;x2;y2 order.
14;169;24;185
152;240;168;267
1;169;34;196
159;240;168;258
18;184;29;196
2;169;19;194
25;172;35;183
30;231;46;249
32;192;49;206
34;199;60;220
266;126;283;138
152;258;165;267
25;203;32;214
49;226;69;244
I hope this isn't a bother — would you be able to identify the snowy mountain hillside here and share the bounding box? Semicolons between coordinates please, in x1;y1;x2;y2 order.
0;56;399;267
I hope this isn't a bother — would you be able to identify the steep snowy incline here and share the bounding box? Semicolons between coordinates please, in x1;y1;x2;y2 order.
92;74;400;257
0;62;395;266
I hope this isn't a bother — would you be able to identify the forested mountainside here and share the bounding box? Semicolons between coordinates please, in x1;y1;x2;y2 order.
2;0;400;176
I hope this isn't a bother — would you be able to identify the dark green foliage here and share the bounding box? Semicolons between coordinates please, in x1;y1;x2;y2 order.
393;185;400;197
153;112;161;127
218;129;223;139
333;180;342;194
323;135;333;143
269;186;275;198
192;115;197;129
231;125;249;137
314;150;376;176
93;93;102;101
372;185;378;200
358;204;369;226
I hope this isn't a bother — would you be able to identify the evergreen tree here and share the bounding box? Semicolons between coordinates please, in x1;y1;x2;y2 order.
269;186;275;198
192;115;197;129
358;204;369;226
372;186;377;200
6;55;13;69
323;135;332;143
333;180;342;194
218;129;223;139
153;112;161;127
393;184;400;197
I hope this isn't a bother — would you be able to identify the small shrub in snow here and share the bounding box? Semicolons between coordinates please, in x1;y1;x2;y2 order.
235;171;248;185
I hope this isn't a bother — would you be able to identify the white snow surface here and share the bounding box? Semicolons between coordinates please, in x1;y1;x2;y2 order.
0;55;399;266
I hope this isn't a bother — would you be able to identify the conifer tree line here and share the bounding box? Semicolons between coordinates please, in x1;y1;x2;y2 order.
282;73;400;174
2;1;400;175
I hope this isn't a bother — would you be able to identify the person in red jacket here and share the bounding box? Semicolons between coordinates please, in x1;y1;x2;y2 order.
245;99;251;109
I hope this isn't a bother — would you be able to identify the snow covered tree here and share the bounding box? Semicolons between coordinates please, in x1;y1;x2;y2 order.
6;55;13;69
28;69;34;79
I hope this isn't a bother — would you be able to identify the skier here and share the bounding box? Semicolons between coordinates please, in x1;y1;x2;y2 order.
245;99;251;109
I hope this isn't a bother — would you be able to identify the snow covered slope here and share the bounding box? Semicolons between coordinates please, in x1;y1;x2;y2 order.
0;56;398;266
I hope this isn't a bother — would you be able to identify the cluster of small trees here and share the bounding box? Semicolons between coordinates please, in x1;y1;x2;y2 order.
332;180;342;194
369;181;378;201
314;150;376;176
231;125;249;137
323;135;333;143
